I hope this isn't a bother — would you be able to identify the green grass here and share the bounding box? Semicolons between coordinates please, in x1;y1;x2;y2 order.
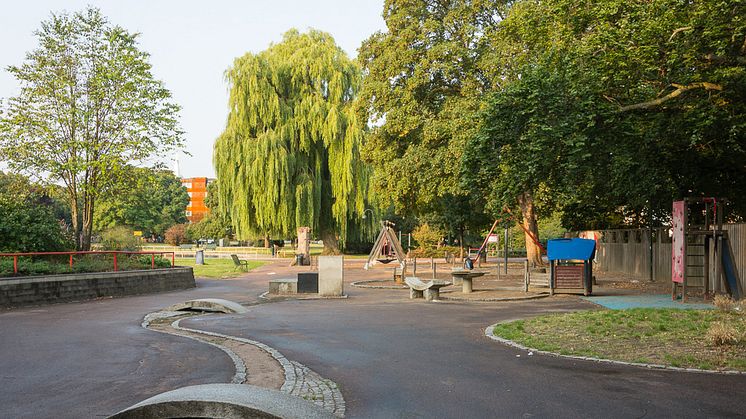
175;257;264;279
492;308;746;371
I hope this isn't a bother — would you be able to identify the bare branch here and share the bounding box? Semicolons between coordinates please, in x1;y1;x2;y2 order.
668;26;693;42
618;82;722;112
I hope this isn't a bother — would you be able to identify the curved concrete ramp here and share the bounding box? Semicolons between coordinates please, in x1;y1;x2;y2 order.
110;383;334;419
164;298;248;314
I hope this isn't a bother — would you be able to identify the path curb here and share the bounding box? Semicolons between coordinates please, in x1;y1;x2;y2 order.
350;280;407;289
484;321;746;376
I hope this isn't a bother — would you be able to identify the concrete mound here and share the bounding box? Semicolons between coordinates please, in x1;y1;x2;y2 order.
164;298;248;314
109;383;334;419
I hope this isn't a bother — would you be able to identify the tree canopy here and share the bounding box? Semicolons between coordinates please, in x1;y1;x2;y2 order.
213;29;371;252
0;7;183;250
94;166;189;238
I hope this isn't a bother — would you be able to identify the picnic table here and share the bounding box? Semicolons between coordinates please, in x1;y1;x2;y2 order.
450;269;486;293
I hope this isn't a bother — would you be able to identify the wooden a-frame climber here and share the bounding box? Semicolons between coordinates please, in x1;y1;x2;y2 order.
364;220;406;271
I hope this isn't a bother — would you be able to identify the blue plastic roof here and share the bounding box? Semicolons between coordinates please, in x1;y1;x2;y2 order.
547;238;596;261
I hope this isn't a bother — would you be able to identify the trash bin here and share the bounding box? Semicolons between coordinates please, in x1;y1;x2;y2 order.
195;250;204;265
295;254;305;266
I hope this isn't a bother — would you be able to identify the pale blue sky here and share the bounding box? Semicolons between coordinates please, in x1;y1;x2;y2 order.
0;1;386;178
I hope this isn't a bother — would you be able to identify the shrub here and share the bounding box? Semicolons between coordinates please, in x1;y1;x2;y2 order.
706;321;740;346
411;223;444;250
165;223;191;246
0;194;73;252
99;226;141;251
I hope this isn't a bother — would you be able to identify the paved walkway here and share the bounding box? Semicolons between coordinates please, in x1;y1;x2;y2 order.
1;260;744;418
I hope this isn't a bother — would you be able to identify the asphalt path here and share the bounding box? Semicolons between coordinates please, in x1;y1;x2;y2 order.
1;260;745;418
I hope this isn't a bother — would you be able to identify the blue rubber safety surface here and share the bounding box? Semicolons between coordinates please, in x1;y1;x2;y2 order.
581;294;714;310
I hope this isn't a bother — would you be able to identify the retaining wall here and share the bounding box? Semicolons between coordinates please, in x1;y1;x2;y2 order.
0;267;195;308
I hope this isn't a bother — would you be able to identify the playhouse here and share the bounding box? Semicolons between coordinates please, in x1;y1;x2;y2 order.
547;238;596;296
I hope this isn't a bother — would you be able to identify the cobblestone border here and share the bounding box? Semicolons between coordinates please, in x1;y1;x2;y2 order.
350;280;408;289
485;321;746;376
142;310;345;417
258;291;349;300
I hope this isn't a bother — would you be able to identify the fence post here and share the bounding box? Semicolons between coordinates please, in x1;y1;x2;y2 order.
13;255;18;274
524;260;529;292
113;253;118;272
151;254;155;269
171;252;175;267
69;254;73;271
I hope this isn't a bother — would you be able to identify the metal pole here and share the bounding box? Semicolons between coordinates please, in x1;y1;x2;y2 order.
504;228;509;274
408;233;411;251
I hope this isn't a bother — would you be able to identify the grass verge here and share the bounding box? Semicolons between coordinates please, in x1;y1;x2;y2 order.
175;257;264;279
492;308;746;371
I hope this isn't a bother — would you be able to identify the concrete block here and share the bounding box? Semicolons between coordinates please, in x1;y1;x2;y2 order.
318;256;344;296
269;279;297;295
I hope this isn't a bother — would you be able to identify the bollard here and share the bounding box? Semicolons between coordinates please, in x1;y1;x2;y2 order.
432;261;437;279
523;260;529;292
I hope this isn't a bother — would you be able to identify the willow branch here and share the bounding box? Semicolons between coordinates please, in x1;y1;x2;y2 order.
668;26;693;42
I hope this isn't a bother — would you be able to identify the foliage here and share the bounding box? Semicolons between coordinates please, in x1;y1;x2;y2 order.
187;213;231;241
0;172;73;252
411;223;444;250
707;321;740;347
99;226;141;251
0;7;183;250
0;254;170;277
94;167;189;237
164;223;191;246
214;29;371;253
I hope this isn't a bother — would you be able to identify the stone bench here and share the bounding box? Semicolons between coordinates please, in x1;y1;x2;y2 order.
450;269;486;293
404;277;450;301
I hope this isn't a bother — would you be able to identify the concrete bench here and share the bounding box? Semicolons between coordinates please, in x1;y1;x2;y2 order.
404;277;450;301
450;269;486;293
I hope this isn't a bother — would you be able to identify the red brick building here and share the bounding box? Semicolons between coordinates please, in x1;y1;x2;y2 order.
181;177;214;223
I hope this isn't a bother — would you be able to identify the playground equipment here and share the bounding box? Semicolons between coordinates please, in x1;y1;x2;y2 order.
364;221;406;271
547;238;596;296
671;198;743;301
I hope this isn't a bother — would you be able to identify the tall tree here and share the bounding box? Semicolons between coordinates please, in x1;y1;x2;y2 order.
213;29;370;253
94;167;189;237
0;7;183;250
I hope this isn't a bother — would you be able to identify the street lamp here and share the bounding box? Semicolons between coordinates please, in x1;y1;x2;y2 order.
361;208;374;219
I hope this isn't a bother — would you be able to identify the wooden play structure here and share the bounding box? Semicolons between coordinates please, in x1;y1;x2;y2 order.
671;198;743;301
364;221;407;278
547;238;596;296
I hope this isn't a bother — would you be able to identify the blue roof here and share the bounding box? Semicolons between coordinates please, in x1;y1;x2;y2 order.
547;238;596;261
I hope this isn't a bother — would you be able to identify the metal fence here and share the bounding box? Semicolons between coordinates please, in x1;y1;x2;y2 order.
594;224;746;292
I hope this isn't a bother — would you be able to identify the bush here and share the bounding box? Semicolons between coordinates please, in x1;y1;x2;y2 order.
713;295;735;312
0;195;73;252
165;223;191;246
411;223;444;250
99;226;141;251
706;321;740;346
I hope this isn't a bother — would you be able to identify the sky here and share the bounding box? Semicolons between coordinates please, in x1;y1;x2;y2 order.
0;0;387;178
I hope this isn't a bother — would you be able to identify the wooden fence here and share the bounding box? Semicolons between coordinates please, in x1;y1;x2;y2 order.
595;224;746;292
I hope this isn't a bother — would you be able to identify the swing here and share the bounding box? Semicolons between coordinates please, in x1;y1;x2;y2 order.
377;240;396;264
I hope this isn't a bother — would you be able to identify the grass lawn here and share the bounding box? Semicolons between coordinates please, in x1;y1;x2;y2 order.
492;308;746;371
175;257;264;279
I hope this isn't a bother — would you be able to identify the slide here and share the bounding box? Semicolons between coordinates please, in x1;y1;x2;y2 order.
721;237;743;301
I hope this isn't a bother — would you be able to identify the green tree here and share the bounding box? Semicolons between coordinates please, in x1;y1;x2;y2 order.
0;7;183;250
189;181;232;241
0;172;73;252
357;0;505;220
213;29;371;253
94;167;189;237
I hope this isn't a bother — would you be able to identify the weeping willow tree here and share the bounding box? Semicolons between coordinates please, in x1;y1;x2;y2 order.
214;29;371;253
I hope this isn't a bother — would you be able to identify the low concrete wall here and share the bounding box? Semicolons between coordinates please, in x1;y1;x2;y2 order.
0;267;195;308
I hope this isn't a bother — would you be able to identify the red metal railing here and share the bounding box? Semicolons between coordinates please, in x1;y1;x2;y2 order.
0;251;175;276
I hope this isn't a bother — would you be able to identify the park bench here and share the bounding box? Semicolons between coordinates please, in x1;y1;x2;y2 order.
179;244;193;250
450;269;486;293
231;254;250;271
404;277;450;301
392;263;407;283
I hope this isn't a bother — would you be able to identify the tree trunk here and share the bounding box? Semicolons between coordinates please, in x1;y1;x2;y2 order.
70;201;81;250
81;194;95;251
264;234;270;248
320;229;340;255
459;229;464;260
517;191;543;268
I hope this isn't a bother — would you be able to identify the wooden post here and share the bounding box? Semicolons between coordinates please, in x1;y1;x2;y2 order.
432;261;436;279
504;228;509;275
524;260;529;292
413;257;417;276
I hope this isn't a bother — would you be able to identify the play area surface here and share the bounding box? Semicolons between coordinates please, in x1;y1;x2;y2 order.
582;294;714;310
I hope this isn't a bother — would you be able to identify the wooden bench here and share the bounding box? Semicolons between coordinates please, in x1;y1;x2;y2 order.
231;254;249;271
404;277;450;301
392;263;407;284
450;269;486;293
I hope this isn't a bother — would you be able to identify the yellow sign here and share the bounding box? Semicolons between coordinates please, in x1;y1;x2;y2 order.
133;231;143;237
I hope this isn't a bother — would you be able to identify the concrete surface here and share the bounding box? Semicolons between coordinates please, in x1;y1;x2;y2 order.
0;260;744;418
0;267;195;308
269;278;297;295
318;256;344;296
111;383;334;419
164;298;249;314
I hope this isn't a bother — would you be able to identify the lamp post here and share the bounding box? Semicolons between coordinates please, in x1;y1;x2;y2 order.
361;208;374;219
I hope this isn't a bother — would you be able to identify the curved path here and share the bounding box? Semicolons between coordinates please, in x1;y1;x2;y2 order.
1;260;744;418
